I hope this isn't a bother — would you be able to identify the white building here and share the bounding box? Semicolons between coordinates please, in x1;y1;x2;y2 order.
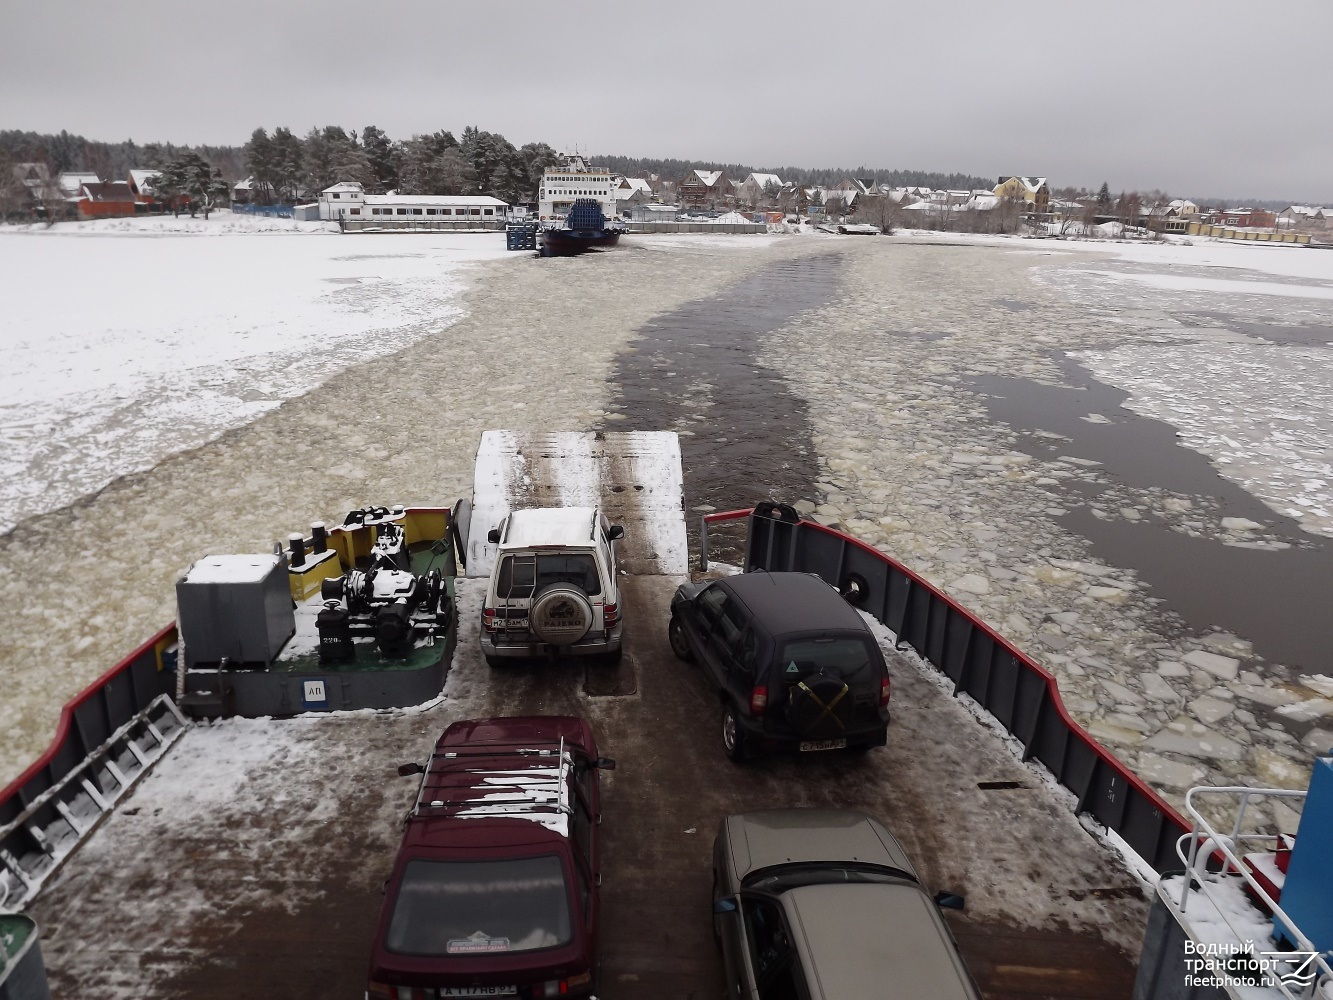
736;172;784;204
318;181;508;222
538;155;618;222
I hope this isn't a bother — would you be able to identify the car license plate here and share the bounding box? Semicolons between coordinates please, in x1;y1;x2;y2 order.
799;738;847;752
438;988;517;998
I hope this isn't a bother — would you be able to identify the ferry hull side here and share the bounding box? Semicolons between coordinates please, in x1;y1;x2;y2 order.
539;229;622;255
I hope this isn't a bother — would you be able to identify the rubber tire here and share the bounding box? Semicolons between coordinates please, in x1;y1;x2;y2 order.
668;614;694;662
529;583;594;646
786;673;856;741
840;571;869;605
722;703;748;763
603;644;624;666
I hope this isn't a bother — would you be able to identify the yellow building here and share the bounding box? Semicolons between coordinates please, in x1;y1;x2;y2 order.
993;176;1050;214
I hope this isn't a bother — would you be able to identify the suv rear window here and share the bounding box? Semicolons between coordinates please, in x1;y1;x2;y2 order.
497;554;601;597
386;856;573;955
778;637;876;684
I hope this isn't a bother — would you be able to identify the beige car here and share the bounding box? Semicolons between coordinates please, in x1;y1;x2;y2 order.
711;809;980;1000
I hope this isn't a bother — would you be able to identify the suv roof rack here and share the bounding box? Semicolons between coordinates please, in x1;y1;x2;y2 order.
408;738;575;834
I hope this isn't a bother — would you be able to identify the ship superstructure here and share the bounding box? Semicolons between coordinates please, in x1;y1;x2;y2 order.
538;155;618;223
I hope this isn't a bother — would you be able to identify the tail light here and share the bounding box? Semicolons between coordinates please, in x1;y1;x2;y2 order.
603;602;619;627
483;608;497;633
537;971;592;997
880;675;892;707
749;685;768;715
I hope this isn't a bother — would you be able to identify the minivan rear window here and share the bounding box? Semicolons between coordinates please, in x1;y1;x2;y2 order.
385;856;573;955
778;637;875;684
497;554;601;597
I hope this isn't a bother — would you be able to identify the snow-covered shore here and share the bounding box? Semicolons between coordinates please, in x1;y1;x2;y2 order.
0;222;512;533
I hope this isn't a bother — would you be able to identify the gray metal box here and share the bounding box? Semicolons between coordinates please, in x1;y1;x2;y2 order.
176;554;295;668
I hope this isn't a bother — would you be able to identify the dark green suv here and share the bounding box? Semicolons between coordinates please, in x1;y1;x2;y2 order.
668;572;891;760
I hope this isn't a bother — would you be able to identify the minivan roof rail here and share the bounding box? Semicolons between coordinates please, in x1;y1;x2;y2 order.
408;738;574;831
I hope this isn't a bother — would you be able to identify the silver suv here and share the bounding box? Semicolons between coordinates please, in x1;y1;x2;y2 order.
481;506;625;666
712;809;979;1000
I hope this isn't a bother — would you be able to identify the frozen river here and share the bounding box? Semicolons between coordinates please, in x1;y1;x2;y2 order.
0;218;511;533
3;221;1333;830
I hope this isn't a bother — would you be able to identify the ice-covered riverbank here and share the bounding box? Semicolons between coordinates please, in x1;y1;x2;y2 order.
0;223;512;533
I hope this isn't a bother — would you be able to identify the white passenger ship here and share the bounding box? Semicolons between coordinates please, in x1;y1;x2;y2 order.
537;155;618;223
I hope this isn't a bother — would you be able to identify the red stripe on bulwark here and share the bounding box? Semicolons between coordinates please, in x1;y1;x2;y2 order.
0;623;176;808
702;507;1189;835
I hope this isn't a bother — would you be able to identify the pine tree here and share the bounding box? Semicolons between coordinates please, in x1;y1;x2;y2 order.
244;128;276;204
1096;181;1111;209
152;158;189;216
269;128;304;202
361;126;397;193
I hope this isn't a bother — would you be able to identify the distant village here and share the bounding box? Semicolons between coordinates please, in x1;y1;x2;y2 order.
6;153;1331;245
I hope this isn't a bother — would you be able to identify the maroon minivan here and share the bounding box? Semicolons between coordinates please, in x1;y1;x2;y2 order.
368;716;614;1000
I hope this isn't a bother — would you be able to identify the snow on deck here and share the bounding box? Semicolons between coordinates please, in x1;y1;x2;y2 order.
468;430;686;577
28;573;1152;999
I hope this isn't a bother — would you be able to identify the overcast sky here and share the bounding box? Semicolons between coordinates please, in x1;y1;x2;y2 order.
4;0;1330;200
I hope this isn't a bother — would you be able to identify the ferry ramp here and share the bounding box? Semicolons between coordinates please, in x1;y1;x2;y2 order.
27;443;1148;998
467;430;687;578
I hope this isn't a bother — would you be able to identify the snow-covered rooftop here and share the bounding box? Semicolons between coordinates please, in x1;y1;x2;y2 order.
745;172;783;189
184;553;279;585
128;169;160;194
500;506;598;549
58;172;100;195
363;194;508;207
691;170;723;187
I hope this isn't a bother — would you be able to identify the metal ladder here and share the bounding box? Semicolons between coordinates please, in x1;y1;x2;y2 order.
0;695;188;912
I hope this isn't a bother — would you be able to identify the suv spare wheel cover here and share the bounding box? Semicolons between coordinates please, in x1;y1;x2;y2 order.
530;584;594;645
786;672;857;740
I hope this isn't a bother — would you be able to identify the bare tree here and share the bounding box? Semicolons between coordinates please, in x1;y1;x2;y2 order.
1081;199;1099;237
853;192;903;233
997;192;1026;234
0;152;24;221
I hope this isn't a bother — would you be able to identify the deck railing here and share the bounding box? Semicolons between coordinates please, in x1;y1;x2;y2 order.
1166;786;1330;999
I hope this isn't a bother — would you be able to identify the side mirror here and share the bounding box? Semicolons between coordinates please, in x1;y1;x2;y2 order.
594;757;616;770
607;525;625;541
713;896;738;914
934;891;965;911
397;762;425;776
487;528;501;544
